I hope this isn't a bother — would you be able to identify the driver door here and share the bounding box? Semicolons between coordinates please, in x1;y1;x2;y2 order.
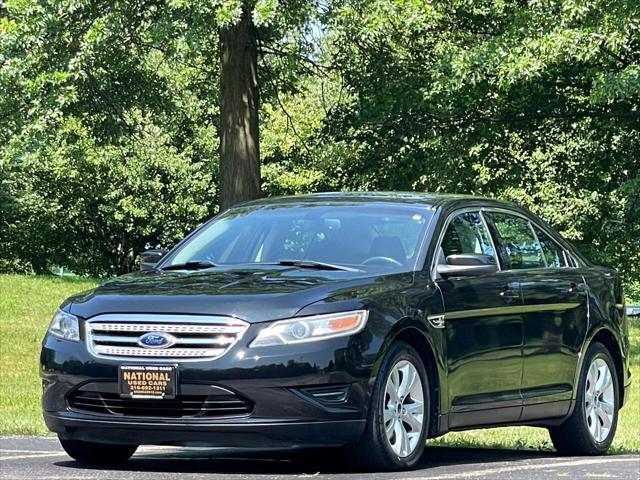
435;211;525;428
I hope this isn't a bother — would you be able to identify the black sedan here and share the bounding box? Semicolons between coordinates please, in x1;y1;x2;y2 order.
41;192;632;471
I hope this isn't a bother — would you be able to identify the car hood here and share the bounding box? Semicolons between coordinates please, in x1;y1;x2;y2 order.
66;266;412;323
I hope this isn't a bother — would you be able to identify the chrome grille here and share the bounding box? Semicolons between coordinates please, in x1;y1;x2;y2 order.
85;314;249;361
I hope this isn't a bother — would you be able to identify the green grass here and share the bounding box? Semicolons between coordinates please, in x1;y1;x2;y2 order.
0;274;98;435
0;274;637;453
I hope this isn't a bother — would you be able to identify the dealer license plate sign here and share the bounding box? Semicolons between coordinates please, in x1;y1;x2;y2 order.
118;365;177;399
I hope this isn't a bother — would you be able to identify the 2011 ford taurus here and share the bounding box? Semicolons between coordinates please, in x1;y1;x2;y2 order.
41;192;632;471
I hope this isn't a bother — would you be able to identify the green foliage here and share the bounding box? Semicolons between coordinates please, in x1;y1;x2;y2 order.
0;0;321;275
627;281;640;305
312;0;640;282
2;116;215;276
1;0;638;281
0;0;224;275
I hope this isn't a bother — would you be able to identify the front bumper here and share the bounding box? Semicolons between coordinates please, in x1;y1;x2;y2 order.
41;324;378;449
45;411;365;448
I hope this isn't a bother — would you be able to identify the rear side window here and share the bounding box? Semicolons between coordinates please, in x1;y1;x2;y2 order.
440;212;496;260
486;212;545;270
532;226;566;268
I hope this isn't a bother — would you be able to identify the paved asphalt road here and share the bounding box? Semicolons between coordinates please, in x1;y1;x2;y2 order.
1;436;638;480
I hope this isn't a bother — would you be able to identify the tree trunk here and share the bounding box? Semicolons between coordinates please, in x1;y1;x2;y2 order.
218;6;261;211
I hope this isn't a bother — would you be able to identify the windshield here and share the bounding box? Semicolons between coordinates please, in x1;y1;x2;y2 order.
164;203;433;273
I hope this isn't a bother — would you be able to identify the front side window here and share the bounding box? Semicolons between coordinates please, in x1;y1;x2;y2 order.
439;211;496;263
533;226;566;268
165;204;433;273
486;212;545;270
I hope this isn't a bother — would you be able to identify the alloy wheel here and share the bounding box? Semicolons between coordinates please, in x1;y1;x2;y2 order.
584;358;615;443
383;359;424;458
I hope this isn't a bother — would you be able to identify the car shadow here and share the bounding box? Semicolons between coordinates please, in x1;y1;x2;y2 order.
54;445;560;476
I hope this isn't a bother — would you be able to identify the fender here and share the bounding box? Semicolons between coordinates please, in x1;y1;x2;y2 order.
369;315;447;438
564;324;626;419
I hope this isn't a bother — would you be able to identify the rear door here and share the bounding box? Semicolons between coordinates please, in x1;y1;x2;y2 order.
485;212;588;420
435;210;524;428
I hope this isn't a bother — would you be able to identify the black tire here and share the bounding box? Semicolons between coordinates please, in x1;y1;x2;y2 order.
348;341;429;471
59;437;138;464
549;342;619;455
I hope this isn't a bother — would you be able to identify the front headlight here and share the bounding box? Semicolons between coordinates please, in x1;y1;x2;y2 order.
48;310;80;342
249;310;369;348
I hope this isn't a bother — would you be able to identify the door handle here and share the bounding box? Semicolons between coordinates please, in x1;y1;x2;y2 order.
500;286;520;299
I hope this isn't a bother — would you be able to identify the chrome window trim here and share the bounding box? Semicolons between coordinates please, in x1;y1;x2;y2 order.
84;314;249;363
430;205;580;280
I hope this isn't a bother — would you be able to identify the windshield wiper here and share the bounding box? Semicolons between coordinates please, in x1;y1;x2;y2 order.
270;260;359;272
160;260;217;271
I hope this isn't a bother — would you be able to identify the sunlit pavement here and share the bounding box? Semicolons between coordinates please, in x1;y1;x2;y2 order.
1;436;639;479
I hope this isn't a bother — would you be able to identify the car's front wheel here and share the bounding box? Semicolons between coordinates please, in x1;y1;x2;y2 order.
549;342;619;455
349;341;429;471
59;438;138;464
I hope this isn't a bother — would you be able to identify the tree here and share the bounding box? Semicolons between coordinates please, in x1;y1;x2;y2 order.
310;0;640;283
0;0;319;273
219;5;261;210
2;0;638;284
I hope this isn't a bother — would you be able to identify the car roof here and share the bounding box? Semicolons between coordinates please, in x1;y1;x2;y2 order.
236;191;517;209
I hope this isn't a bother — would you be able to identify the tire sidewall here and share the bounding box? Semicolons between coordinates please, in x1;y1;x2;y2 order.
369;342;430;469
576;343;619;452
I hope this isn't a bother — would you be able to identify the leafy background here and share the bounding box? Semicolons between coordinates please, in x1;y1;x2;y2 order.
0;0;638;289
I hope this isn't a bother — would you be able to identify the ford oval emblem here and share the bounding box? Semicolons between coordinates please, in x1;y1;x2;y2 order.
137;332;176;349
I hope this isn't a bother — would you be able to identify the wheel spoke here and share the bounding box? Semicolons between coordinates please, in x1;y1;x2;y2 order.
402;411;422;432
602;370;613;392
599;399;614;416
392;368;400;389
387;388;399;405
407;431;421;452
397;364;412;398
586;363;597;395
384;407;394;424
405;369;418;398
404;399;423;415
588;409;598;436
386;374;399;405
400;423;410;456
598;407;612;430
385;415;395;436
392;419;403;455
596;364;610;391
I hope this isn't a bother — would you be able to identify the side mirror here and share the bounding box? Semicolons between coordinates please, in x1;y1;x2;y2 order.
140;249;167;271
437;254;498;278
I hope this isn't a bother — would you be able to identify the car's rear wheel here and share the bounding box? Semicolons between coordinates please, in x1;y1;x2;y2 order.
59;438;138;464
349;341;429;471
549;342;619;455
